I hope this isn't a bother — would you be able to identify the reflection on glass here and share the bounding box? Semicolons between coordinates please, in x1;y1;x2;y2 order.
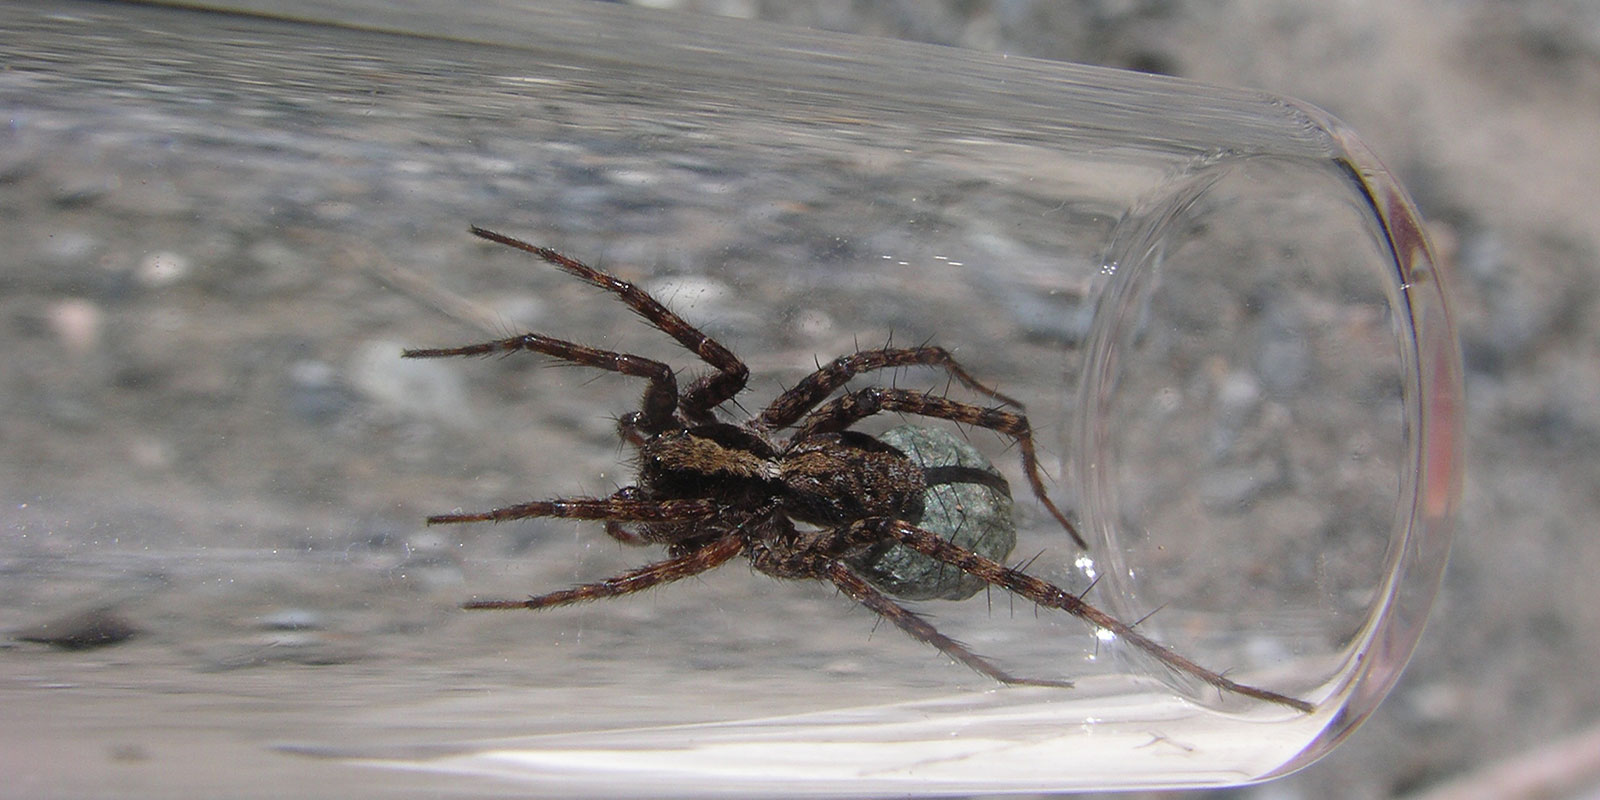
1;0;1460;795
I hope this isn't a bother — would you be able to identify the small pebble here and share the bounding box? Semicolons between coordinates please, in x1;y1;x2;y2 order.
257;608;325;631
52;174;117;208
286;359;353;423
348;340;472;424
14;606;140;650
46;298;103;356
38;230;100;267
135;251;192;288
789;307;835;342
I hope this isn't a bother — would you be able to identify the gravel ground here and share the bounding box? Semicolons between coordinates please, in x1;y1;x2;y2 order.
698;3;1600;798
3;1;1597;798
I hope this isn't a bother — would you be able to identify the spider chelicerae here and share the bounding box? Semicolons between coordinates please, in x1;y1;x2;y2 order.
404;226;1312;713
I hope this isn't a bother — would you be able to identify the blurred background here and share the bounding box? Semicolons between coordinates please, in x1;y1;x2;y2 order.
5;1;1598;798
665;3;1600;798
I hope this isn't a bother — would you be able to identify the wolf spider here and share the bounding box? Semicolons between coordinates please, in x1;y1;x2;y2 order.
404;226;1311;713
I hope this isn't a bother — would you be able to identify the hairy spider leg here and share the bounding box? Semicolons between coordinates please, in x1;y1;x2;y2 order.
754;346;1025;430
423;494;719;526
463;534;744;610
403;333;682;434
604;520;648;546
871;518;1315;712
798;387;1087;548
823;563;1073;689
602;486;654;546
468;227;750;424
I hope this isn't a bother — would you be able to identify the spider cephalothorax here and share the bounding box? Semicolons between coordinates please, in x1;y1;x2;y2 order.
403;226;1311;712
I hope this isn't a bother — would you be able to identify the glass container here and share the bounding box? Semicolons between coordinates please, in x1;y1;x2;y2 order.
0;0;1463;796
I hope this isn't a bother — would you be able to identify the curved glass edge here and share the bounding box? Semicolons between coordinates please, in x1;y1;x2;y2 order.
1264;102;1465;778
14;3;1464;790
136;0;1341;162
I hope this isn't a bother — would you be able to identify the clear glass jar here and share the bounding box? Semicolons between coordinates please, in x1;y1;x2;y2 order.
0;0;1461;795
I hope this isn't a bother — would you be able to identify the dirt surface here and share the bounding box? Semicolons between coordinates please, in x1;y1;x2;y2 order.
3;1;1598;798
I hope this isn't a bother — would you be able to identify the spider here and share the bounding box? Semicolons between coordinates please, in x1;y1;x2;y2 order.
403;226;1312;713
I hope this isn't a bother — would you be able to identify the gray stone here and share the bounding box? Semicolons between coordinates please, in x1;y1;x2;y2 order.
847;425;1016;601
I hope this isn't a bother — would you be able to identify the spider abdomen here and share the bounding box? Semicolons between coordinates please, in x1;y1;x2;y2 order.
778;431;926;526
